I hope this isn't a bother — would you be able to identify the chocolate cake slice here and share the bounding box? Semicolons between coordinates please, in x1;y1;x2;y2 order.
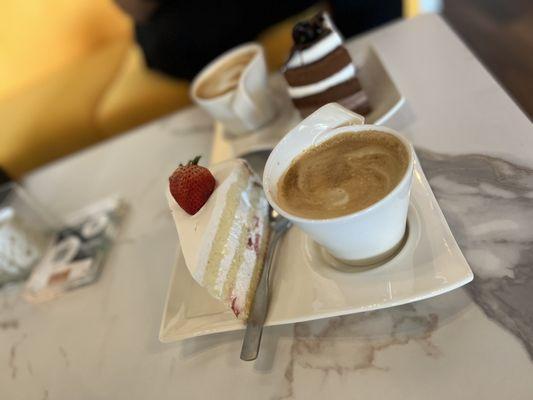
283;12;371;117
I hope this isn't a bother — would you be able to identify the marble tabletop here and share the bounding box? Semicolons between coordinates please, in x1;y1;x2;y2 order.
2;14;533;400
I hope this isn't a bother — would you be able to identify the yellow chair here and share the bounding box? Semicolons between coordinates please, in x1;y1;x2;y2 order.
94;45;191;138
0;40;130;176
0;0;197;177
1;1;418;178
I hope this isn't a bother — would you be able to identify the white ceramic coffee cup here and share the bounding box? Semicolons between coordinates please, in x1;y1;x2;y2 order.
263;103;414;265
191;43;276;136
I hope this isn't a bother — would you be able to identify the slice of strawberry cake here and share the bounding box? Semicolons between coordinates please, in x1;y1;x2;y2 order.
167;157;270;319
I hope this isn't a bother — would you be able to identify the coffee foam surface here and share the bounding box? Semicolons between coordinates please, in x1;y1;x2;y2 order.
277;131;409;219
196;50;255;99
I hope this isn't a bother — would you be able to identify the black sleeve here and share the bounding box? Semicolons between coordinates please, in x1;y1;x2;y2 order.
135;0;318;80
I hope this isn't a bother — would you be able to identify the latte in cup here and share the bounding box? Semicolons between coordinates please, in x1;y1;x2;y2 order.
277;131;409;219
195;49;256;99
264;104;414;263
191;43;276;135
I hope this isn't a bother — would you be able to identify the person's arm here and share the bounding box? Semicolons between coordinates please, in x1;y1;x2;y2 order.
116;0;318;80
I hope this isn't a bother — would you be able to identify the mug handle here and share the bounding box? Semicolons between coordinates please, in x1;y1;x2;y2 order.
232;82;265;131
232;48;274;131
332;113;365;128
303;103;365;146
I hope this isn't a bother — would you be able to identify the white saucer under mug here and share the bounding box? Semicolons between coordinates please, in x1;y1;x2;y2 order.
159;156;473;342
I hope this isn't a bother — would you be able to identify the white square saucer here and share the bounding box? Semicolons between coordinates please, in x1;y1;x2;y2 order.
159;156;473;342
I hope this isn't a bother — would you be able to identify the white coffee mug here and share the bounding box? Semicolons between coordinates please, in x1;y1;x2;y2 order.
263;103;414;265
191;43;276;136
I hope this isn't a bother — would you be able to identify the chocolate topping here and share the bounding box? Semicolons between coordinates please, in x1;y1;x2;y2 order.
291;12;331;49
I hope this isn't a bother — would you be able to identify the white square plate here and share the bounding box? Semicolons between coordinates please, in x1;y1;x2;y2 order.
159;157;473;342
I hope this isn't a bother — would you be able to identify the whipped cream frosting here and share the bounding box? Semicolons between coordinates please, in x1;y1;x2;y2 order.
286;12;343;69
285;12;355;99
213;177;252;295
287;64;356;98
167;160;238;283
286;32;342;69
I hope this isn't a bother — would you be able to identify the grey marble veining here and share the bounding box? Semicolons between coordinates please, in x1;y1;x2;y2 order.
269;286;477;399
276;300;456;399
270;150;533;397
417;149;533;359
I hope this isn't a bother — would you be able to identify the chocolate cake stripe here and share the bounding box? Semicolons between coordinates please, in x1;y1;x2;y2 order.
292;77;363;108
288;64;355;98
284;47;352;86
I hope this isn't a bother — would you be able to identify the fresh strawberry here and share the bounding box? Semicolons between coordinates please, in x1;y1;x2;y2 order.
169;156;216;215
